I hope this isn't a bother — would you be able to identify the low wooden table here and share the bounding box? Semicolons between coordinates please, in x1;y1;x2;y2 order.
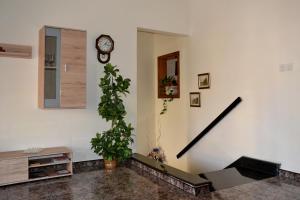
0;146;72;186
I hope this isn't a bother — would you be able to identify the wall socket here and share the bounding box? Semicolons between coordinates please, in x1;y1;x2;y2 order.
280;63;294;72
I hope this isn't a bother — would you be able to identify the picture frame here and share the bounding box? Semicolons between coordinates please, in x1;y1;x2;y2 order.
190;92;201;107
198;73;210;89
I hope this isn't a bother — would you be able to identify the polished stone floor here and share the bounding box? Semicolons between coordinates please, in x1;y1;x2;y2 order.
1;167;300;200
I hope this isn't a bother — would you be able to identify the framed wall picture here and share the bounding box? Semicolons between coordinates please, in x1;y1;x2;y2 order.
198;73;210;89
190;92;201;107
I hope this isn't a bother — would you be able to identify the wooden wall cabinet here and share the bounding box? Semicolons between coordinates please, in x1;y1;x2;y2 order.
38;26;87;109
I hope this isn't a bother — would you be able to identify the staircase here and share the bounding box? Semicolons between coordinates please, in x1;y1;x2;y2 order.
176;97;281;191
199;156;281;191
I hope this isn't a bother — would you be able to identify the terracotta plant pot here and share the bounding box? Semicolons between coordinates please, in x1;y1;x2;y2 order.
104;160;117;170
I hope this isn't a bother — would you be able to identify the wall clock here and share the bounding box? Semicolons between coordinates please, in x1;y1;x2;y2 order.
95;34;114;64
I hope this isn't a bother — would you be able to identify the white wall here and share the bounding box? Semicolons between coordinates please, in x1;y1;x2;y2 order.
137;32;156;155
137;31;189;171
153;34;189;171
186;0;300;173
0;0;189;161
2;0;300;174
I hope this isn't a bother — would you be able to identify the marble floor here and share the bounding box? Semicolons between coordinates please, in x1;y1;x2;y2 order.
1;167;300;200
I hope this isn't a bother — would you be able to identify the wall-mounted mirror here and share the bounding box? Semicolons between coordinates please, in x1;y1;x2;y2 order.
157;51;180;98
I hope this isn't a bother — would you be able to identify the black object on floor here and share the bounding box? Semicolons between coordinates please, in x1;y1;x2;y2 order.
226;156;281;178
199;156;281;191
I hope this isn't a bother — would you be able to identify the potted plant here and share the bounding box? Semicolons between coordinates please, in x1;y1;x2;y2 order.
91;63;134;170
160;75;177;115
161;75;178;96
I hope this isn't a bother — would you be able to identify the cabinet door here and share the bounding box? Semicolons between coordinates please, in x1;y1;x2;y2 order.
38;27;46;109
60;29;86;108
0;158;28;185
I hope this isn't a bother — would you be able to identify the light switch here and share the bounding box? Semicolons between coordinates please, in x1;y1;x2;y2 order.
280;64;286;72
279;63;294;72
287;63;294;71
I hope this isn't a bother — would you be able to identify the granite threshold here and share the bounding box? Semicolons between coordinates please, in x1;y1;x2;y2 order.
279;169;300;182
72;155;300;196
73;154;211;196
130;153;211;196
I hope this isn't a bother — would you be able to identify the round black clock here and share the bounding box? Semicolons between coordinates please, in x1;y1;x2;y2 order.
96;35;114;54
95;35;114;64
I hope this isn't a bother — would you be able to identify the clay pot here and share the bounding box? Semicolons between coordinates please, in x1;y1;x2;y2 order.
104;160;117;170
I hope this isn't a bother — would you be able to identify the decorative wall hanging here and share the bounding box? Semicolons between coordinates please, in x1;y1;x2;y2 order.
158;51;180;115
95;34;114;64
158;51;180;98
198;73;210;89
190;92;201;107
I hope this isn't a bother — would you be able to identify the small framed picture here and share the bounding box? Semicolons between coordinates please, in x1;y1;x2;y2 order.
190;92;201;107
198;73;210;89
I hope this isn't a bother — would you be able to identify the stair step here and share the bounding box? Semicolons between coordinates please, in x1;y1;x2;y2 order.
200;167;270;191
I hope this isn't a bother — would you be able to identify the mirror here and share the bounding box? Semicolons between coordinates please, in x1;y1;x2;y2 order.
158;51;180;98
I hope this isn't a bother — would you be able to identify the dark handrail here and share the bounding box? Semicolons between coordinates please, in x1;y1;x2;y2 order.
176;97;242;159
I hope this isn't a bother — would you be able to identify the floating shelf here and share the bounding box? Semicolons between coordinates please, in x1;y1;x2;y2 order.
0;43;32;59
45;67;56;70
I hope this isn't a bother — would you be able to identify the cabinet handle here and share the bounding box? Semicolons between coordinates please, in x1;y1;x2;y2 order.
64;64;67;72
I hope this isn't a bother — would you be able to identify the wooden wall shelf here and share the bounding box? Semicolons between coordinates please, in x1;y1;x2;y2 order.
0;43;32;59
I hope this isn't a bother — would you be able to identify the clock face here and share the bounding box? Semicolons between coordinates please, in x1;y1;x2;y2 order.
96;35;114;54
